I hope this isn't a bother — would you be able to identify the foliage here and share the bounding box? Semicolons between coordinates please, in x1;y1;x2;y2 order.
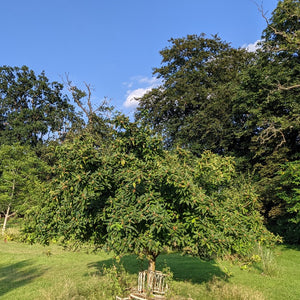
0;143;48;216
0;65;82;148
99;263;132;298
65;78;115;142
135;34;252;155
23;133;113;245
183;151;278;258
262;0;300;55
232;0;300;240
105;116;197;268
134;1;300;243
273;161;300;243
232;46;299;219
104;117;277;270
277;161;300;224
233;0;300;172
23;113;277;270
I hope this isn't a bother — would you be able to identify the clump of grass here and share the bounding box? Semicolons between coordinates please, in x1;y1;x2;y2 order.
39;263;134;300
229;244;279;276
2;226;21;242
1;216;23;242
206;276;265;300
253;244;279;276
39;278;82;300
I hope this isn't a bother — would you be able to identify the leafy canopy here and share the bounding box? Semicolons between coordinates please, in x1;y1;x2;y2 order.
0;65;81;148
23;133;113;245
134;1;300;244
24;115;278;271
136;34;252;155
232;0;300;240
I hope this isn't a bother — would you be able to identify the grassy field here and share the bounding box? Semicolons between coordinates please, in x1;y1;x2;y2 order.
0;239;299;299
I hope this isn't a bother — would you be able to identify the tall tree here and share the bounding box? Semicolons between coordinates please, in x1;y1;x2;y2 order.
135;34;252;155
0;65;81;148
232;0;300;239
261;0;300;58
134;2;300;243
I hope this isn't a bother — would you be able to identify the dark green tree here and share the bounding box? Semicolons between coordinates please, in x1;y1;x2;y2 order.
0;65;82;148
232;0;300;240
135;34;252;155
134;1;300;243
261;0;300;57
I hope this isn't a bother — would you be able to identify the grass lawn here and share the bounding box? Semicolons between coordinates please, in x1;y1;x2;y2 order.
0;240;299;299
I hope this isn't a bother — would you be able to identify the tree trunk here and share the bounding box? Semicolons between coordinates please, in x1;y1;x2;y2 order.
148;257;156;273
147;255;157;288
2;204;11;235
2;179;15;235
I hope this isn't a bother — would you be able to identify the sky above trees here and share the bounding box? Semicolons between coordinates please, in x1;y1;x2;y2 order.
0;0;278;117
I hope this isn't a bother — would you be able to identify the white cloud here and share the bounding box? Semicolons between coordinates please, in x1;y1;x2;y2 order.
124;87;152;108
243;40;262;52
123;76;160;109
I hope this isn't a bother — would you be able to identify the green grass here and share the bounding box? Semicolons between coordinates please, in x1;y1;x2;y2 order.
0;240;299;299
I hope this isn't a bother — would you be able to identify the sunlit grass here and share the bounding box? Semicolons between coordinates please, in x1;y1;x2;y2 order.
0;240;299;299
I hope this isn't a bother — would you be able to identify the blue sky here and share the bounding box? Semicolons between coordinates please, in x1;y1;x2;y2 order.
0;0;278;117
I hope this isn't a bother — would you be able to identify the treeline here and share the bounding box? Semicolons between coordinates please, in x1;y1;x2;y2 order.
0;0;299;270
136;0;300;243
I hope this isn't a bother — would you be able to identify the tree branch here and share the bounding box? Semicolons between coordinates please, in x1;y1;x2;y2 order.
278;83;300;91
257;123;286;149
63;74;113;132
256;1;300;49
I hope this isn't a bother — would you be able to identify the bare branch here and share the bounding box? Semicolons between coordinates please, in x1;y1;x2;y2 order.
64;74;89;119
62;74;113;131
278;83;300;91
257;123;286;149
258;2;300;47
8;212;16;218
84;82;93;114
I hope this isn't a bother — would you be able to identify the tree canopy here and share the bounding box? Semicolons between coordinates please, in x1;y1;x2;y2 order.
0;65;81;148
23;132;113;245
135;0;300;243
135;34;252;155
232;0;300;239
23;115;278;271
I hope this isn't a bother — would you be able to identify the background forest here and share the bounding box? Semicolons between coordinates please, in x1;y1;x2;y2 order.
0;0;299;275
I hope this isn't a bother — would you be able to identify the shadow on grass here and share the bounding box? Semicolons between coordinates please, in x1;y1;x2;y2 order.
89;253;226;284
281;244;300;251
0;260;46;297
